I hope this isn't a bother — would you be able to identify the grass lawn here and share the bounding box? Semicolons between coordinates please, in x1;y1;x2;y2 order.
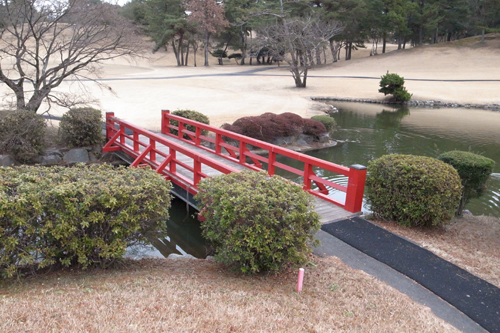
0;255;458;332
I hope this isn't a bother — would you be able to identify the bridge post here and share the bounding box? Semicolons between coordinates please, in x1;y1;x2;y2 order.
344;164;367;213
161;110;170;135
106;112;115;140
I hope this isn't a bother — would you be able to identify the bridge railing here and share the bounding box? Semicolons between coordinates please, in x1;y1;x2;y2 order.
161;110;366;213
104;112;240;195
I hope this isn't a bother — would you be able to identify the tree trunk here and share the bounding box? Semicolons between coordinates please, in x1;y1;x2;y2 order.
481;29;485;43
185;42;190;66
179;35;184;66
329;39;337;62
172;40;181;67
204;32;210;66
382;35;387;53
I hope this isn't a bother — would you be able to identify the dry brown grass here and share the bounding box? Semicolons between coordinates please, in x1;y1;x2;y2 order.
370;215;500;288
0;256;458;333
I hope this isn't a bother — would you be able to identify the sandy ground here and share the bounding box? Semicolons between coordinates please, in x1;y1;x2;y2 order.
2;36;500;130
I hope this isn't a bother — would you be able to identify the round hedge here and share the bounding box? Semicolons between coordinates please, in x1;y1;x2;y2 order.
195;171;321;274
0;110;46;161
366;154;461;227
170;109;210;138
438;151;495;215
311;115;336;133
59;107;104;147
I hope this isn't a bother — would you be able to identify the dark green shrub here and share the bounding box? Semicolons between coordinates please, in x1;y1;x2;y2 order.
311;115;336;133
379;71;412;102
59;107;104;147
366;154;461;227
195;171;321;274
438;151;495;216
170;109;210;138
0;110;46;162
0;164;171;278
303;119;327;136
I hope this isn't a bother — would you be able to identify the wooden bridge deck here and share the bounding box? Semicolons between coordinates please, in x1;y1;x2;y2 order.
104;111;366;224
120;133;360;224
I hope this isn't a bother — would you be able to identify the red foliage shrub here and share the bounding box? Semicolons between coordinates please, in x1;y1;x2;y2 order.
303;119;327;136
221;113;327;143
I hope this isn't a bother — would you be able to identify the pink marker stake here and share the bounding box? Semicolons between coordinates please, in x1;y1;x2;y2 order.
297;268;305;292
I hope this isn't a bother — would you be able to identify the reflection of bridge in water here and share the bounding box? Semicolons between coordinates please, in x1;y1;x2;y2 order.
103;111;367;228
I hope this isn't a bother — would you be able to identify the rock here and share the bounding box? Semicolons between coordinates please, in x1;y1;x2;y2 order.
88;152;98;162
63;148;89;164
298;134;314;144
318;134;331;143
295;139;308;146
41;154;62;166
168;253;196;260
0;155;14;167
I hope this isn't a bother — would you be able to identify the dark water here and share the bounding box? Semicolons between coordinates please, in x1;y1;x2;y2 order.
126;198;209;259
295;102;500;217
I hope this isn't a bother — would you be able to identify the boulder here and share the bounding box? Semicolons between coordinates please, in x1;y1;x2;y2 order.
0;155;14;167
63;148;89;164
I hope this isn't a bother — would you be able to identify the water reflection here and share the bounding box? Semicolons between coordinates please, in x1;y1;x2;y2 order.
276;102;500;217
126;198;209;259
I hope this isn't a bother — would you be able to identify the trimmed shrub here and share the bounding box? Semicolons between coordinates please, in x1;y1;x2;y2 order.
303;119;327;136
0;110;46;162
0;164;171;278
59;107;104;147
311;115;336;133
195;171;321;274
170;109;210;138
366;154;461;227
438;151;495;216
379;71;412;102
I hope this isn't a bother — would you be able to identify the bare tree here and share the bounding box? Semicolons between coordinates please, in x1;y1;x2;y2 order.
0;0;143;113
184;0;229;67
255;15;343;88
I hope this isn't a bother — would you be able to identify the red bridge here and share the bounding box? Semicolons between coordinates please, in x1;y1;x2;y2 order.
103;111;367;223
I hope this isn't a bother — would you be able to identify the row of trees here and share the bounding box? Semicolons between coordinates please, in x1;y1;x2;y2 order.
0;0;498;112
123;0;500;64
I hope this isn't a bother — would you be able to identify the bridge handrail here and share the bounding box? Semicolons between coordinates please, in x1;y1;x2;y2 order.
104;112;240;193
160;110;366;213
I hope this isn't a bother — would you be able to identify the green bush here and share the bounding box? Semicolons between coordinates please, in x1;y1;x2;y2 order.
195;171;321;274
379;71;412;102
366;154;461;227
170;110;210;138
438;151;495;216
59;107;104;147
0;164;171;278
311;115;336;133
0;110;46;162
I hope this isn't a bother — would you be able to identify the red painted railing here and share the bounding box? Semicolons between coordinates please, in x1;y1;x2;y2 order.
103;112;240;195
161;110;366;213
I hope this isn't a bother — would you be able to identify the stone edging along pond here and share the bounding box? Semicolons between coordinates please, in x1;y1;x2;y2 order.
311;97;500;112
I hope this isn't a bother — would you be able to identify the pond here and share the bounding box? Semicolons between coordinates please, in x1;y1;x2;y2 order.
138;102;500;258
300;102;500;217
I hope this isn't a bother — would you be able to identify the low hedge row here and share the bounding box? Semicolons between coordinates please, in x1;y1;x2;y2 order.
0;164;171;278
